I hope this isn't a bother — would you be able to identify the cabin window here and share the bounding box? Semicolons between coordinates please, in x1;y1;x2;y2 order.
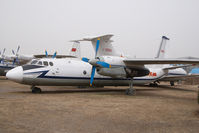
43;61;48;66
31;60;38;65
38;61;42;65
49;62;53;66
83;70;87;75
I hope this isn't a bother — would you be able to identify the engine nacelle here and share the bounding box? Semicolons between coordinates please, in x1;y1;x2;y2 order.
96;56;150;78
125;67;150;77
97;67;127;78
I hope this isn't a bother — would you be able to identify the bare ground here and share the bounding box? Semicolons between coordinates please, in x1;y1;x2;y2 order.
0;78;199;133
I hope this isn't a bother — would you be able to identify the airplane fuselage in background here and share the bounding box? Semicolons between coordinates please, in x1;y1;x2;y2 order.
0;63;15;76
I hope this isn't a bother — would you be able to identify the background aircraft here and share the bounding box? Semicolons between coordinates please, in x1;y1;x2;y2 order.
6;34;199;95
0;41;81;76
148;36;188;86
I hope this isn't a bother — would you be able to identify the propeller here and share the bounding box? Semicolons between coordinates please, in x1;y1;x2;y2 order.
12;46;20;65
81;38;111;86
89;38;100;86
82;57;111;68
45;50;57;58
45;50;48;58
52;51;57;58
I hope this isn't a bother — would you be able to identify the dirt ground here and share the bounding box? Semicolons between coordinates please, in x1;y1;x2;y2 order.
0;78;199;133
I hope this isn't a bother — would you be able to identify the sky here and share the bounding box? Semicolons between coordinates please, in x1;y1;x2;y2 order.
0;0;199;58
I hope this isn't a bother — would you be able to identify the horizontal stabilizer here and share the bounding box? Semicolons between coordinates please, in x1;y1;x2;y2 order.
162;36;170;40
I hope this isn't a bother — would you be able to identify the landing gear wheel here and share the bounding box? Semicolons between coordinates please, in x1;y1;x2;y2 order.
170;81;175;86
125;88;136;95
31;86;42;93
149;83;158;87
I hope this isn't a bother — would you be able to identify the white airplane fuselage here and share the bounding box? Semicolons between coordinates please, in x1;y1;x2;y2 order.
6;58;165;86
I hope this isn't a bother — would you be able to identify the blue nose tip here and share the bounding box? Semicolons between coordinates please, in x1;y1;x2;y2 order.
6;66;23;83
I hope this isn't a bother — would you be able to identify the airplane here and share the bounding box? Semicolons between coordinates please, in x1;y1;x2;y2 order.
148;36;188;86
0;42;81;76
0;48;6;64
6;34;199;95
0;63;16;76
0;48;15;75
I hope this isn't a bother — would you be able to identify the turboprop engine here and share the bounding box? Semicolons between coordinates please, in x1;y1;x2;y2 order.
95;56;150;78
96;67;127;78
96;64;150;78
81;36;150;86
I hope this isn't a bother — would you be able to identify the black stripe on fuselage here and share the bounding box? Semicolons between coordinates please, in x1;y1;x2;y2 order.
22;65;45;71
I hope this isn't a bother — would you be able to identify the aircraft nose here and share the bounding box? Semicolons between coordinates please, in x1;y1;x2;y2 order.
6;66;23;83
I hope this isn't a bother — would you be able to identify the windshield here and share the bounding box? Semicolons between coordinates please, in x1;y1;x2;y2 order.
30;60;38;65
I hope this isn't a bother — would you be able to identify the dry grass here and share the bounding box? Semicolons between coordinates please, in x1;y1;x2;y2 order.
0;80;199;133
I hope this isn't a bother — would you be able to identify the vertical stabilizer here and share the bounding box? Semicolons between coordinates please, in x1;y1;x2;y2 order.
69;41;81;58
82;34;120;57
156;36;170;59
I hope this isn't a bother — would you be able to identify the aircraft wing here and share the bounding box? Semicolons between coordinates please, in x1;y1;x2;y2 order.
162;64;193;71
34;55;75;58
123;58;199;66
159;74;199;81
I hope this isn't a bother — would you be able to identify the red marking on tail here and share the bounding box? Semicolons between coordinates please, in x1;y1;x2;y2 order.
105;48;112;52
71;48;76;52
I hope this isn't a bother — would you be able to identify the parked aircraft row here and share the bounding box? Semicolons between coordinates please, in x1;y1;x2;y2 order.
0;41;81;75
5;34;199;95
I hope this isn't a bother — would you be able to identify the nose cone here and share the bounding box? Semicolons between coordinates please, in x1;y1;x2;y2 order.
6;66;23;83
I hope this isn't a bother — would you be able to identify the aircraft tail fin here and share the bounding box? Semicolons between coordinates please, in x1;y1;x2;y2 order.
72;34;120;57
69;41;81;58
156;36;170;59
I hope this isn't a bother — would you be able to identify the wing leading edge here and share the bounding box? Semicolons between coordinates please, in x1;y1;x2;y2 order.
124;59;199;67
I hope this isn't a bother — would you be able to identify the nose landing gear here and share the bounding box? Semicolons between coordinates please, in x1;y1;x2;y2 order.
31;86;42;93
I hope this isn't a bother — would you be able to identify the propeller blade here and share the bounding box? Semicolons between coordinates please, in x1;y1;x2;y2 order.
96;61;111;68
52;51;57;58
3;48;6;55
16;46;20;54
95;38;100;57
12;50;15;55
45;50;48;57
90;66;96;86
82;57;89;62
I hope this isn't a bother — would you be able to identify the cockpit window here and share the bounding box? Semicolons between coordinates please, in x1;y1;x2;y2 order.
49;62;53;66
43;61;48;66
30;60;38;65
38;61;42;65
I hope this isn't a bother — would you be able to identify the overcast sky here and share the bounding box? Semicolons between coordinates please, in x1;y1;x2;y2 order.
0;0;199;58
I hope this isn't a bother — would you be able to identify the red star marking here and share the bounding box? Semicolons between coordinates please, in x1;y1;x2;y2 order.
105;48;112;52
71;48;76;52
